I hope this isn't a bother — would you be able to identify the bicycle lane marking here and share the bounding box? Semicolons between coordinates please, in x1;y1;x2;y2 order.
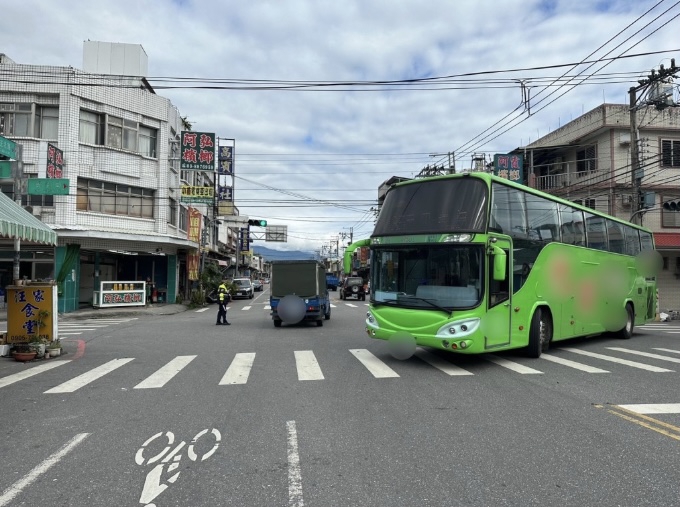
0;433;90;507
136;428;221;506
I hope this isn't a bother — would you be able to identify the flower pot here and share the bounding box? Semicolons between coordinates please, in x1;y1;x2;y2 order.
49;348;61;357
13;351;37;362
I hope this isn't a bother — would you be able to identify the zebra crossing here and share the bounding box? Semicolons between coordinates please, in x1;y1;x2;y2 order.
56;318;139;336
2;344;680;394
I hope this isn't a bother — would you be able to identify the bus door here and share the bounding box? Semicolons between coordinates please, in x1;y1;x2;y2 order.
485;238;512;349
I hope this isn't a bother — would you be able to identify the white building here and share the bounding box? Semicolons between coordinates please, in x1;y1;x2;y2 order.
519;102;680;311
0;42;233;311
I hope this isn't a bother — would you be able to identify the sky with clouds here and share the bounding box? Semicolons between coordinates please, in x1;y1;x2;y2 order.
2;0;678;254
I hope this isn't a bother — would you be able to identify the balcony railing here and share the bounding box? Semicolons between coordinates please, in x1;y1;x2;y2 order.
534;169;611;192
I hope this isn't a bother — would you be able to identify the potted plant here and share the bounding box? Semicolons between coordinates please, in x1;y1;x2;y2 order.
47;338;62;357
12;344;37;362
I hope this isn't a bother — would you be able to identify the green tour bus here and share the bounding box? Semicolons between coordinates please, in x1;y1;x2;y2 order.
361;172;657;358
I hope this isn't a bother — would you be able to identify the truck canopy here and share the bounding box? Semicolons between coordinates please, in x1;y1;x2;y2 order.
270;260;327;298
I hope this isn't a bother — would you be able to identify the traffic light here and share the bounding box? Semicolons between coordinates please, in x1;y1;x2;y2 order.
663;199;680;211
247;219;267;227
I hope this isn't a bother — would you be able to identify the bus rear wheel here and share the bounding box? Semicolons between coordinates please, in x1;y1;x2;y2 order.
527;308;552;358
615;304;634;340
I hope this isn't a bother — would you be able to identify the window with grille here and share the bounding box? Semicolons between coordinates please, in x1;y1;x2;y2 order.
576;145;597;173
661;139;680;167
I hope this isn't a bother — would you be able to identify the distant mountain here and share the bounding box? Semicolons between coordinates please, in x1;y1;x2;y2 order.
252;245;317;261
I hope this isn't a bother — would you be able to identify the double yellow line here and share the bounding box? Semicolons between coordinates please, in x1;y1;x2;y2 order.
595;404;680;442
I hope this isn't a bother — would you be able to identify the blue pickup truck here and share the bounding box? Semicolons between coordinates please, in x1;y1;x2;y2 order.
325;273;339;291
270;260;331;327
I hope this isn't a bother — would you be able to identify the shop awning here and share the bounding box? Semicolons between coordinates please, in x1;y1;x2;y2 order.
0;191;57;245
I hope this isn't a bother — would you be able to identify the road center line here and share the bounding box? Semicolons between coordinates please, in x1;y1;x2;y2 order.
287;420;304;507
0;433;90;506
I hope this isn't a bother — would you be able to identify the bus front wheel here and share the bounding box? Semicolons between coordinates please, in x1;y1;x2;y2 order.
615;304;634;340
527;308;552;358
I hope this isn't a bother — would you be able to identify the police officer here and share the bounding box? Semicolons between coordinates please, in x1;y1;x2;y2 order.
216;281;231;325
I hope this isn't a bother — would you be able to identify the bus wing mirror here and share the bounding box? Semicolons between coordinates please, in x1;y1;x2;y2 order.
492;245;507;281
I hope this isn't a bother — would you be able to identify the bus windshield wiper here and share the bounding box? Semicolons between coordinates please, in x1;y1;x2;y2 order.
399;295;452;315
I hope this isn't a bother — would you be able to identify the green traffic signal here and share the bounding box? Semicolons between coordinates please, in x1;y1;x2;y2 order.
247;219;267;227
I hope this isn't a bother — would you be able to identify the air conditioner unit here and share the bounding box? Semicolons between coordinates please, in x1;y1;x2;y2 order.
621;194;633;207
619;132;631;145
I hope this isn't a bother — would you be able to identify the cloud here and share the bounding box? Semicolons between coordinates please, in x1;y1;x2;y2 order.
2;0;677;253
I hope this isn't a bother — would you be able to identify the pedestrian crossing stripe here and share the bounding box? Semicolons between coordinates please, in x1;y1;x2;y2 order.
2;345;680;393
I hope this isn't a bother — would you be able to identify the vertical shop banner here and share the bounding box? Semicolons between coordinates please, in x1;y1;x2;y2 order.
180;131;215;171
188;207;202;243
218;185;232;201
46;143;64;178
239;227;249;251
187;252;200;281
218;145;234;175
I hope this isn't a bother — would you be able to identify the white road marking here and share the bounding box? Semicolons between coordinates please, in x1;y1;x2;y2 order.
617;403;680;414
349;349;399;378
0;361;71;389
55;328;98;331
287;421;304;507
57;332;83;335
663;331;680;334
540;354;609;373
345;303;358;307
295;351;324;381
653;348;680;355
562;348;673;372
45;358;135;393
219;353;256;385
0;433;90;507
265;305;271;310
134;356;197;389
606;347;680;364
414;348;474;375
485;355;544;374
195;308;210;313
242;306;252;310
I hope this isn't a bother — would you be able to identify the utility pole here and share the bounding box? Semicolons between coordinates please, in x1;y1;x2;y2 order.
629;59;678;224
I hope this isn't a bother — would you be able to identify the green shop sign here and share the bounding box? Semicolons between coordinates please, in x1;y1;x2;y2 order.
0;135;17;160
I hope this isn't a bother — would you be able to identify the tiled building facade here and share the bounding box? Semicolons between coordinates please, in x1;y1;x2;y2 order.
0;44;229;311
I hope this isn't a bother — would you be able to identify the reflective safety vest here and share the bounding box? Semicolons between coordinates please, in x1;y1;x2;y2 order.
218;283;228;303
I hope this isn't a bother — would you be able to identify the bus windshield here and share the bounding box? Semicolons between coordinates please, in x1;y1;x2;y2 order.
372;245;483;310
373;177;488;236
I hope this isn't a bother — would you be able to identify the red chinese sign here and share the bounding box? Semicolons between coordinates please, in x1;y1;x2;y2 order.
47;143;64;178
180;131;215;171
102;292;144;304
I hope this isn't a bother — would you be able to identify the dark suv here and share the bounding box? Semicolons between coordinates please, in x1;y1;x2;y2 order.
340;277;366;301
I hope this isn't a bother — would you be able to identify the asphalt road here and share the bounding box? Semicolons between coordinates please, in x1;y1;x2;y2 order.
1;288;679;507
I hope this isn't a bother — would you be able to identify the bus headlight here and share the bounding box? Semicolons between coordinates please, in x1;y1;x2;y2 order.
437;318;480;339
366;310;379;329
